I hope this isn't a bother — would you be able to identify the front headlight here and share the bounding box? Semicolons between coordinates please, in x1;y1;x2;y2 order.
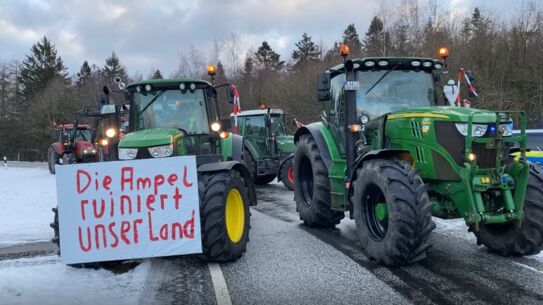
498;123;513;137
119;148;138;160
455;123;487;137
148;144;173;158
106;128;117;138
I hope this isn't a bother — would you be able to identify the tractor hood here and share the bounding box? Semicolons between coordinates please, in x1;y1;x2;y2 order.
387;106;504;123
275;135;295;154
119;129;183;148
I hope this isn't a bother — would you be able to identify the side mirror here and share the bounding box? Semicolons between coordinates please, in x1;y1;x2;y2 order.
228;87;235;104
317;72;331;101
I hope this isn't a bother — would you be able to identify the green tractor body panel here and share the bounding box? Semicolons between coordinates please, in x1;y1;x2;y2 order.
275;135;295;154
297;56;531;227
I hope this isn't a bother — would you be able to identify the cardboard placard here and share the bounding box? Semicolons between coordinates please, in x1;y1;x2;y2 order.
56;156;202;264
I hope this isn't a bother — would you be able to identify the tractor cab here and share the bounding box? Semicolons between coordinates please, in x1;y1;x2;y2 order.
119;78;233;160
231;107;296;189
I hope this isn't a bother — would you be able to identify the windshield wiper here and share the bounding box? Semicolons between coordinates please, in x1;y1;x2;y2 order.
139;91;164;115
365;64;399;95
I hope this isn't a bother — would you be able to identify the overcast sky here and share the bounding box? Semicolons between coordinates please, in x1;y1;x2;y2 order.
0;0;526;78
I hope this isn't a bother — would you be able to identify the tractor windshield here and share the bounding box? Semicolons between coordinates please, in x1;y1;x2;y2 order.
356;70;436;118
133;89;209;134
75;129;91;141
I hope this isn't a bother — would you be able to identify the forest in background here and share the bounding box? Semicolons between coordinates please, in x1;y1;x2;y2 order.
1;1;542;160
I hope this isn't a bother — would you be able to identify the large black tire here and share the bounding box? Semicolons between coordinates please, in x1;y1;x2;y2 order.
473;164;543;256
199;170;251;262
48;146;59;174
352;159;435;266
243;146;275;185
279;157;294;191
294;134;344;227
50;207;106;269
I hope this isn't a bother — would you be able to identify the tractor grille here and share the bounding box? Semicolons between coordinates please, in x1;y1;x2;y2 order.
434;122;505;169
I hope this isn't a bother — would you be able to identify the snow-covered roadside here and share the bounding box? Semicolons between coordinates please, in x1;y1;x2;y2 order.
0;166;56;246
433;217;543;263
0;255;151;305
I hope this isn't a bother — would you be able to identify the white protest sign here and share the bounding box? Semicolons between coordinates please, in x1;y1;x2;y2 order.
56;156;202;264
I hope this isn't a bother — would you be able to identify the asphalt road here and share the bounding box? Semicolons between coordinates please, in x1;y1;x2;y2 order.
3;173;543;305
139;182;543;305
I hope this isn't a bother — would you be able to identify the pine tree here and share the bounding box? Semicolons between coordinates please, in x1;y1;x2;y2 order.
76;61;92;87
255;41;284;72
103;51;128;83
291;33;321;69
216;62;227;84
342;23;363;56
363;16;390;56
151;69;163;79
18;36;68;100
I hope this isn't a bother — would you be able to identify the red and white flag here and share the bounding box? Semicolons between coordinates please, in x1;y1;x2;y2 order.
231;85;241;134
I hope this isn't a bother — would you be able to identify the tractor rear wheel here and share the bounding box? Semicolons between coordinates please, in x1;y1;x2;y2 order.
279;157;294;191
294;134;344;227
473;164;543;256
352;159;435;266
199;170;251;262
48;146;59;174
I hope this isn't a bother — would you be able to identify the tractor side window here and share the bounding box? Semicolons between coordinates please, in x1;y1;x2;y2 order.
271;115;287;136
244;116;266;137
329;74;345;125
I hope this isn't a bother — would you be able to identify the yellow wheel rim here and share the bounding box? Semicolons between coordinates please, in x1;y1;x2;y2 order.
225;188;245;243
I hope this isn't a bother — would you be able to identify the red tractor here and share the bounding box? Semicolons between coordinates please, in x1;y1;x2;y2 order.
47;124;96;174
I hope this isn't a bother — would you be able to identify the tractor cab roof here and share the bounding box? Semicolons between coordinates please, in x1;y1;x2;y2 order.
127;78;213;89
327;57;444;77
230;109;284;117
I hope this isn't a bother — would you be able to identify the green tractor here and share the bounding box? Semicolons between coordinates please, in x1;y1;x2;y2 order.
52;75;257;263
293;45;543;266
233;108;296;190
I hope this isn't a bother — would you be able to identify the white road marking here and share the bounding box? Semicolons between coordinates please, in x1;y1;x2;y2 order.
208;263;232;305
513;262;543;275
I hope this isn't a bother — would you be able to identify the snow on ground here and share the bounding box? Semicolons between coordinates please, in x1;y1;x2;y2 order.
0;255;151;305
0;164;56;246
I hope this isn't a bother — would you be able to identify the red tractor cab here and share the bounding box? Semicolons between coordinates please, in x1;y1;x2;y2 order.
47;124;96;174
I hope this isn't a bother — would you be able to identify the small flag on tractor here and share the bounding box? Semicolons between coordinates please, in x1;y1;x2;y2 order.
231;85;241;134
455;68;478;107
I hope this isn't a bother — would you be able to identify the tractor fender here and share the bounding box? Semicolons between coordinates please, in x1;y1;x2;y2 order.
294;125;332;169
242;139;258;161
51;142;64;155
198;160;257;206
276;153;294;182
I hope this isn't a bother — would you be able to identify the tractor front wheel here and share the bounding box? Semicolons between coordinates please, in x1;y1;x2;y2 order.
48;146;59;174
294;134;344;227
473;164;543;256
199;170;251;262
352;159;435;266
279;157;294;191
243;147;275;185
